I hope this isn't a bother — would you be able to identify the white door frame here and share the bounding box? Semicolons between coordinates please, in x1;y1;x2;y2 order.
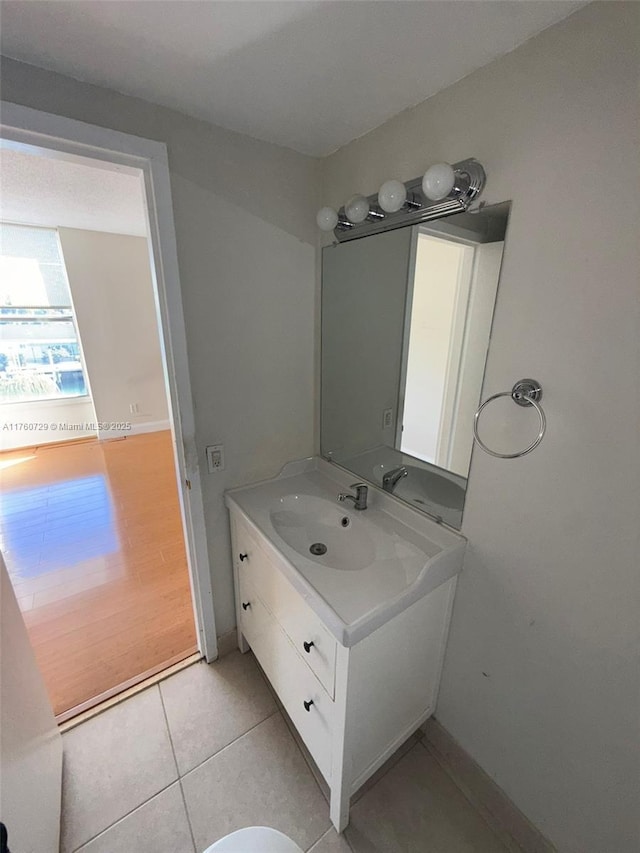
0;101;218;661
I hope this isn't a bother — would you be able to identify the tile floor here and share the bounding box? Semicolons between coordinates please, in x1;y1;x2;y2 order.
61;652;509;853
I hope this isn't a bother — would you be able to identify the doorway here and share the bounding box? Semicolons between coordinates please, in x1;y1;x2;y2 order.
400;227;504;477
0;102;217;721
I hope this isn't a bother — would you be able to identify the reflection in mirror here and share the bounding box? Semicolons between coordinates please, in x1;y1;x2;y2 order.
321;202;510;528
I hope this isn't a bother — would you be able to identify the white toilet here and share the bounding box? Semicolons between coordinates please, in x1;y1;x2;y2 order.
204;826;304;853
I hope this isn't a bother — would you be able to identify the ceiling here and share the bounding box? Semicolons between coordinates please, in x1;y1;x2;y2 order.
0;145;148;236
0;1;585;157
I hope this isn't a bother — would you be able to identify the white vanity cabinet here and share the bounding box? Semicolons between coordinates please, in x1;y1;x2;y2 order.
229;508;458;833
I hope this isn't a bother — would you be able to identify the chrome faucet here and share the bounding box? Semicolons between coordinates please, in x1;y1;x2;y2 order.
382;466;408;493
337;482;369;511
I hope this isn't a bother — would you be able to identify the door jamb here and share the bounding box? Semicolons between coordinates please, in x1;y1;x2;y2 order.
0;101;218;661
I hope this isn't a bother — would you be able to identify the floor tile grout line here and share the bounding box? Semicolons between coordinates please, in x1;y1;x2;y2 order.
69;777;179;853
157;681;180;778
251;655;338;814
177;775;199;853
57;652;200;731
162;659;327;848
178;708;281;781
279;707;331;806
69;684;180;852
272;707;337;850
308;827;355;853
158;682;198;853
65;662;325;852
302;819;332;852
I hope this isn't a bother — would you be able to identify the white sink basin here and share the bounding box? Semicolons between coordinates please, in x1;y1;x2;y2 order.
270;494;375;571
225;457;466;646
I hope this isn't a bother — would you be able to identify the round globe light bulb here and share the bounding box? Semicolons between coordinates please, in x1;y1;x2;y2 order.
378;179;407;213
344;194;370;224
316;206;339;232
422;163;456;201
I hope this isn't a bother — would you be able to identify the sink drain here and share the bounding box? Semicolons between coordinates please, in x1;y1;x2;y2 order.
309;542;327;556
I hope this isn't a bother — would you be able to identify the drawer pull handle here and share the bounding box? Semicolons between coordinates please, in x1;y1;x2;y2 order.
239;553;248;562
303;640;314;653
242;601;251;610
303;699;314;712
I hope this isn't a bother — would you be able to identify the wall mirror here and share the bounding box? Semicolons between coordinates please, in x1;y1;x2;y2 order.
320;201;510;528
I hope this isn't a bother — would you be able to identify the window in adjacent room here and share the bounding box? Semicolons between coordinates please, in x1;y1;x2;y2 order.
0;223;90;404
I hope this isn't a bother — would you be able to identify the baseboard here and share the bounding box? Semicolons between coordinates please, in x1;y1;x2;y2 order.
128;419;170;436
216;628;238;658
423;718;555;853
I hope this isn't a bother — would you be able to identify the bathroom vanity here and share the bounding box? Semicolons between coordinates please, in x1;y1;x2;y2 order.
225;457;465;832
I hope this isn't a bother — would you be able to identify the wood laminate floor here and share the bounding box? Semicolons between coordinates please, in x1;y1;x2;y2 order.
0;430;198;717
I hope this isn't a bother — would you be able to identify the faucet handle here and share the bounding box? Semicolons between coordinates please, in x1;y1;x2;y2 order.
339;482;369;510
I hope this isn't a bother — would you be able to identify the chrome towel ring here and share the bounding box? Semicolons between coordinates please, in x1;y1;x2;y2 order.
473;379;546;459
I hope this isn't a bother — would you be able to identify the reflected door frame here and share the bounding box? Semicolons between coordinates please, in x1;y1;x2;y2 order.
0;101;218;661
396;226;476;468
395;226;419;451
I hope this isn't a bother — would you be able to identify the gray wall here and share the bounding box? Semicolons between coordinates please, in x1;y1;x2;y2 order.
1;55;320;637
59;229;169;432
321;4;640;852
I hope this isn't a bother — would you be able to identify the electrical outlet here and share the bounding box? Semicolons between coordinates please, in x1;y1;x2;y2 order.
206;444;225;473
129;402;140;415
382;408;393;429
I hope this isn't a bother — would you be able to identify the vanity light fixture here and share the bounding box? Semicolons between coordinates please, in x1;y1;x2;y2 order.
316;205;358;233
317;157;486;241
377;179;422;214
316;206;339;232
344;194;370;223
422;162;456;200
377;179;407;213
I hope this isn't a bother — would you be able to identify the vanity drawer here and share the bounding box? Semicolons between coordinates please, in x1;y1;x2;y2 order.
238;572;334;784
235;518;337;698
237;571;272;653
